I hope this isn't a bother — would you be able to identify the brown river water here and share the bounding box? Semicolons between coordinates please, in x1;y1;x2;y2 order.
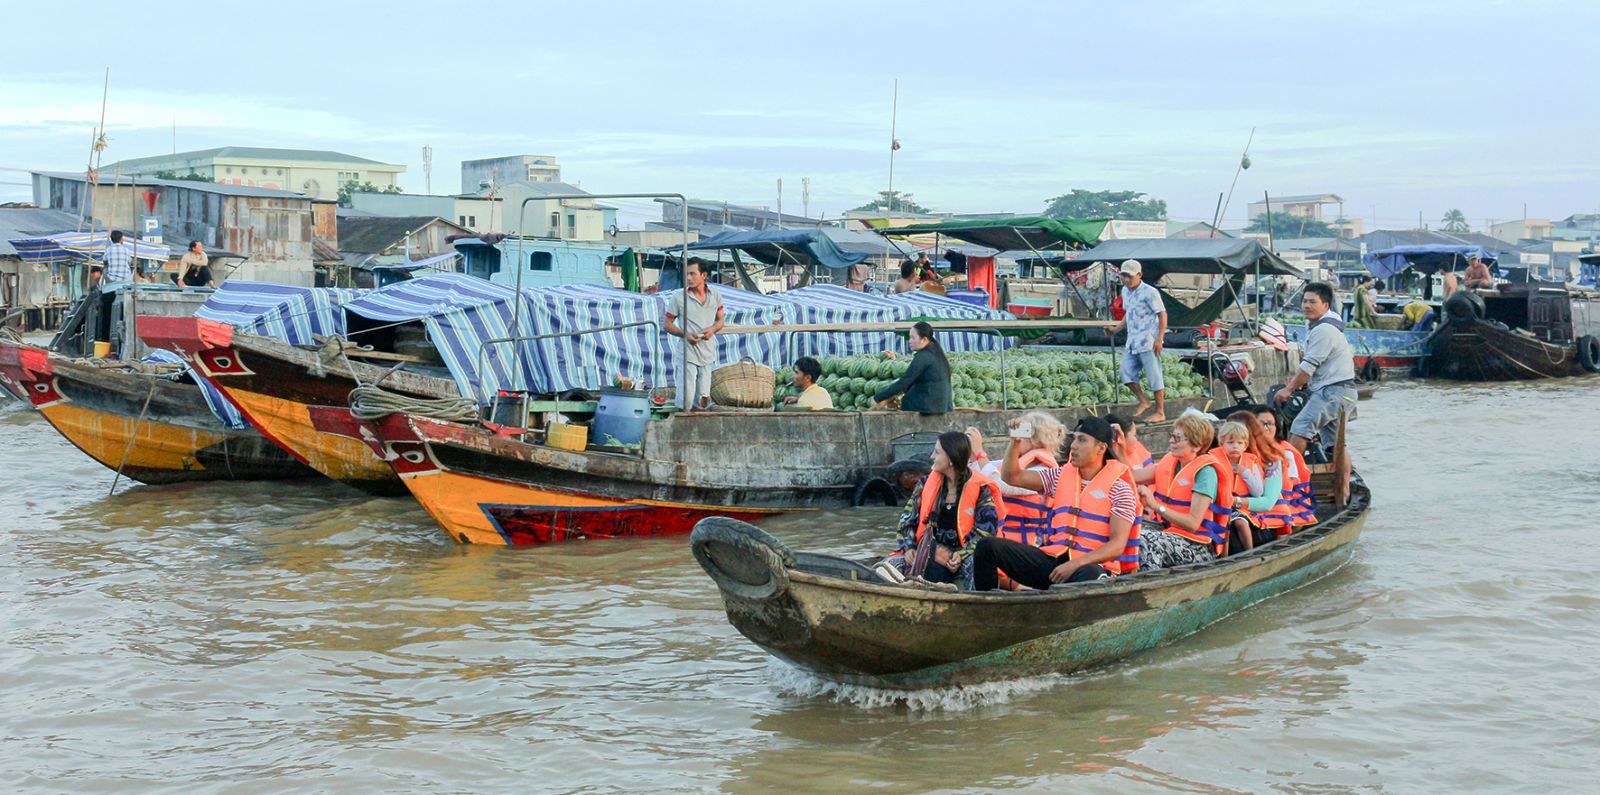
2;378;1598;793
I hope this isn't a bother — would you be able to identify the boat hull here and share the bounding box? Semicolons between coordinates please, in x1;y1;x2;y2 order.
0;338;313;483
138;318;457;495
1419;318;1586;381
371;413;776;545
693;485;1368;689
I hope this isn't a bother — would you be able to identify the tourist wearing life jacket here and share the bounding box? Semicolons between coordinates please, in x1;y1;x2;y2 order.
964;412;1065;548
1105;412;1155;469
1216;414;1284;553
1248;405;1317;535
970;416;1140;590
891;430;1004;588
1132;413;1234;568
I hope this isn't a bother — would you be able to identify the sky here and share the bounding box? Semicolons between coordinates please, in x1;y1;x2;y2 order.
3;0;1597;232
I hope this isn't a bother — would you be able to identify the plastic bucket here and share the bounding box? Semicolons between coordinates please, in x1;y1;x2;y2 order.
592;387;650;447
92;341;112;359
546;422;588;451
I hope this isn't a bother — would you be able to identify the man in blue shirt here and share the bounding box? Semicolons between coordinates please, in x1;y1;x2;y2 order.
1113;259;1168;422
98;230;137;283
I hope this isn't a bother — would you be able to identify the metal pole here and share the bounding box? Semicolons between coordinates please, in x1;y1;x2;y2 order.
882;80;898;286
516;192;690;395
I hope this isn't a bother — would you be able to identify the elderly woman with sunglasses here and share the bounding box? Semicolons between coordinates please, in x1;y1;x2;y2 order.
1128;413;1234;569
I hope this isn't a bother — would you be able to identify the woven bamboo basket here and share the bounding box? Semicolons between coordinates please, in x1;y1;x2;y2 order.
710;357;775;408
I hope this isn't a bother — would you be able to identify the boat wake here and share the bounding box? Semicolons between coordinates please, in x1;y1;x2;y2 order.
764;660;1070;711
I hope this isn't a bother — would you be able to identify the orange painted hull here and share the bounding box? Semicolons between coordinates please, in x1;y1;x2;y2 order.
222;387;405;495
398;466;776;546
38;401;225;481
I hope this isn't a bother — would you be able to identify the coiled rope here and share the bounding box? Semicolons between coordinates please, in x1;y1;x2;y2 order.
347;383;479;421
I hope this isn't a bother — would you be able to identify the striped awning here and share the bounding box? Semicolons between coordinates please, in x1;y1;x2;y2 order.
196;281;368;346
9;231;172;265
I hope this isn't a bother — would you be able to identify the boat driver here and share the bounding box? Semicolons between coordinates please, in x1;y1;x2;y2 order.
1463;256;1495;290
1274;281;1356;456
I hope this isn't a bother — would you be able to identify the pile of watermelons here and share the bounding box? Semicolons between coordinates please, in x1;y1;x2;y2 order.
772;349;1210;410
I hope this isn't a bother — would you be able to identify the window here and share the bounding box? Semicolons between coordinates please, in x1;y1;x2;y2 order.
460;215;467;226
529;252;553;271
467;215;476;227
275;169;283;176
225;166;233;174
261;168;268;175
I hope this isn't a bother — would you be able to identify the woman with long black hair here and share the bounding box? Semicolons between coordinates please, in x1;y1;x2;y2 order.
890;430;1003;588
872;321;953;414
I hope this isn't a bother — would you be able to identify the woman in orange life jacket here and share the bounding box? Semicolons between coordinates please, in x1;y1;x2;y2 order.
970;416;1140;590
1249;404;1317;535
1215;416;1283;553
964;411;1066;548
1104;413;1154;469
1131;412;1234;569
891;430;1004;588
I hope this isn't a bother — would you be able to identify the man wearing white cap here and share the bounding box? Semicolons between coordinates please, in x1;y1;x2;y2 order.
1112;259;1167;422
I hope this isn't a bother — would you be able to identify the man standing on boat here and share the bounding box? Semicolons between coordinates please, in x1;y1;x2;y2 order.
664;258;724;410
1275;282;1356;456
1113;259;1167;422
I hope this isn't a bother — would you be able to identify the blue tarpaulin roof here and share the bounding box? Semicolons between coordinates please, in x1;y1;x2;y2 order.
1362;245;1498;278
9;230;171;265
196;281;367;345
682;229;868;270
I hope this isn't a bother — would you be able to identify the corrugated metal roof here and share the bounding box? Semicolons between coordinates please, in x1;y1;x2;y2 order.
0;206;82;257
110;146;398;169
338;215;463;254
34;171;320;200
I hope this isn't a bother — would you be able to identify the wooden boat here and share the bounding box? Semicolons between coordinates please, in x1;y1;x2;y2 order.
1419;285;1600;381
691;471;1367;690
0;336;313;483
139;317;462;496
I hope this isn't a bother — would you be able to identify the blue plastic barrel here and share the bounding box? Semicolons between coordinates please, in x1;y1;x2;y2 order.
592;387;651;447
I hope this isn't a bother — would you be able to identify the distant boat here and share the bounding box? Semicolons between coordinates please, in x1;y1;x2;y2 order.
1420;285;1600;381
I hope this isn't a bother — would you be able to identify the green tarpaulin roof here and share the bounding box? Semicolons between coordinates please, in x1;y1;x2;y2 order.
877;216;1108;251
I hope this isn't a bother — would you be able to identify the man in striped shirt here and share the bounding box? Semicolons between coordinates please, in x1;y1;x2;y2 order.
972;416;1138;589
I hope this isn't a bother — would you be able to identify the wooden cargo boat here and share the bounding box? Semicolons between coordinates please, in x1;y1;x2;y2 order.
691;473;1367;690
1420;285;1600;381
0;336;313;483
139;317;462;495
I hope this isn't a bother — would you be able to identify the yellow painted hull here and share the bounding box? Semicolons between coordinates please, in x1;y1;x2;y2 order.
39;401;223;478
225;387;400;490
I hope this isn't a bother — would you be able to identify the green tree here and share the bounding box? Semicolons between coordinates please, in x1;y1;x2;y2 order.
1244;212;1335;238
1441;208;1469;233
1042;189;1166;220
152;169;214;182
338;180;403;206
849;190;930;214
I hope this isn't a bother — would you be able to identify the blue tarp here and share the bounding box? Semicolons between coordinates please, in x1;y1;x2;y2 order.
196;282;368;345
142;349;250;429
682;229;868;270
1362;245;1498;278
9;231;170;265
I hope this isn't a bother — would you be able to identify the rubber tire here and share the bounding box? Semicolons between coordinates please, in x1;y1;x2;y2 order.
1358;358;1382;383
1578;335;1600;373
690;516;795;601
1444;291;1484;322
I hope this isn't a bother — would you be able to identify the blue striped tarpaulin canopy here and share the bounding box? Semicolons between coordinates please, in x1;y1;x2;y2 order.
196;281;368;345
758;285;1014;360
9;231;171;265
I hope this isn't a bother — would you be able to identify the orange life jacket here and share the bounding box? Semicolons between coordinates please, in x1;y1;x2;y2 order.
1151;452;1234;555
1214;449;1266;523
916;470;1007;548
1129;439;1154;469
996;449;1057;547
1254;442;1317;536
1045;460;1141;575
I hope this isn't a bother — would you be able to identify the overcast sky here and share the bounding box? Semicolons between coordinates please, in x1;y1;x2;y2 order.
3;0;1596;231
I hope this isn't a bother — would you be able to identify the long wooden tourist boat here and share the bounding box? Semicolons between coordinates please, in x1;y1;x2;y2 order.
1419;285;1600;381
0;336;313;483
139;317;462;496
690;472;1368;689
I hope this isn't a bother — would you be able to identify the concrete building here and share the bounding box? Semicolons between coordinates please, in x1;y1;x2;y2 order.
108;146;404;202
1489;217;1551;244
32;171;336;286
337;215;469;263
1245;193;1359;237
663;198;822;234
461;155;561;193
485;181;608;241
0;205;80;328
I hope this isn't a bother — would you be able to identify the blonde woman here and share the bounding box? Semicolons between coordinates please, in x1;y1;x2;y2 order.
966;411;1065;548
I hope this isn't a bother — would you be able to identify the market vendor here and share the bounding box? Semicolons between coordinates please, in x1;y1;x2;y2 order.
872;322;953;414
782;356;833;410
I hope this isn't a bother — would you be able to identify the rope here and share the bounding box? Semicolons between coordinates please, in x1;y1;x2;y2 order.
348;383;477;421
110;380;159;495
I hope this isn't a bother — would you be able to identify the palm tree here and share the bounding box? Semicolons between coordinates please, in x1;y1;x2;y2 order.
1441;209;1469;233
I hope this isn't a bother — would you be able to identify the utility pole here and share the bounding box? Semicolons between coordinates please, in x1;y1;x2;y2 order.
422;145;433;194
802;177;810;220
776;178;783;230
